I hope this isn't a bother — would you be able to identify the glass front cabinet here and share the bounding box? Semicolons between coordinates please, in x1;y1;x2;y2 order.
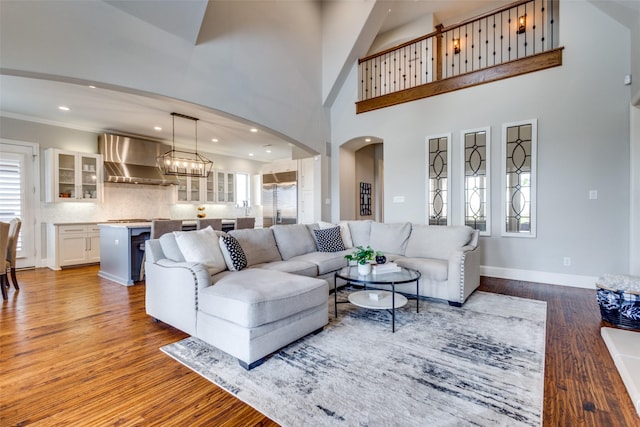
175;176;203;203
174;170;236;204
217;171;235;204
45;149;103;203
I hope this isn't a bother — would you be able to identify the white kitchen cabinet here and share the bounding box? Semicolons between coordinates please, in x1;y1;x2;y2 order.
45;149;103;203
205;172;216;203
174;171;239;204
298;157;320;223
175;175;203;203
216;170;235;203
47;224;101;270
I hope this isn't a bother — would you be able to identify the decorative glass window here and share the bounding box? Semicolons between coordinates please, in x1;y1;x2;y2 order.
501;119;537;237
426;134;451;225
462;127;490;235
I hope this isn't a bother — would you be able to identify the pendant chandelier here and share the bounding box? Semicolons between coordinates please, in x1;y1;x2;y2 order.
158;112;213;178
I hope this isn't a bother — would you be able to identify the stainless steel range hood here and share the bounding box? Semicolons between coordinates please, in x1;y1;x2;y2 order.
98;133;179;185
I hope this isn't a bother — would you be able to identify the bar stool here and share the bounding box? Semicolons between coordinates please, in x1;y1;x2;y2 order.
235;217;255;230
140;220;183;280
197;218;222;231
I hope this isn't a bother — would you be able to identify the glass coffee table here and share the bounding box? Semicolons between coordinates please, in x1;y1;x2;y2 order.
334;266;421;332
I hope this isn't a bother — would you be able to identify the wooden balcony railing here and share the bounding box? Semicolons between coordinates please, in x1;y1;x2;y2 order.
356;0;563;113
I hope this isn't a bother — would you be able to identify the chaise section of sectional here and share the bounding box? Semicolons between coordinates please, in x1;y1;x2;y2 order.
197;269;328;369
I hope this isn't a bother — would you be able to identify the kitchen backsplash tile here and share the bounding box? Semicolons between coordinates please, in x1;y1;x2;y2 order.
40;183;263;226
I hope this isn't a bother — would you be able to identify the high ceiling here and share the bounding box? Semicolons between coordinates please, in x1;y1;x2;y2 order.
1;0;636;162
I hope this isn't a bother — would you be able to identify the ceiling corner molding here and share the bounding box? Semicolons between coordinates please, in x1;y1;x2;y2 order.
104;0;208;45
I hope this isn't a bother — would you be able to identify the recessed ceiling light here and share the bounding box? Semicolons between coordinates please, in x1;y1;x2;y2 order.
211;138;219;142
154;126;162;131
88;85;96;89
250;128;258;133
365;138;371;142
58;106;70;111
266;149;272;153
249;153;254;156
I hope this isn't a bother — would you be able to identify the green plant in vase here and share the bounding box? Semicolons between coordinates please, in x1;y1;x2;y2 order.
345;245;375;275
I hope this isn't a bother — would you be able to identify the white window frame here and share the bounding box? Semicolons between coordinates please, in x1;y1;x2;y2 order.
501;119;537;238
235;172;250;208
461;126;491;236
425;133;452;226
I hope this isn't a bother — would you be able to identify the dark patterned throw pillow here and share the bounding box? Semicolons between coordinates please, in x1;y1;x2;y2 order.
313;226;346;252
219;235;247;271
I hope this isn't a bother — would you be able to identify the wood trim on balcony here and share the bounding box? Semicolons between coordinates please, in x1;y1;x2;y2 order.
356;47;564;114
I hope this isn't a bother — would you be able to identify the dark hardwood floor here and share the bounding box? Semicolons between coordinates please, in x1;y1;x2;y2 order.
1;266;637;426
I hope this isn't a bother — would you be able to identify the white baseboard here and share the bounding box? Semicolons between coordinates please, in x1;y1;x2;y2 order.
481;266;598;289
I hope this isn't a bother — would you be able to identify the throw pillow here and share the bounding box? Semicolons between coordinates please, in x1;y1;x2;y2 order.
173;226;226;275
337;221;354;249
219;235;248;271
313;226;345;252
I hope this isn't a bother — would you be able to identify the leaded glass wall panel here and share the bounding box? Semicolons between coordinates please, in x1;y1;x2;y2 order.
426;134;450;225
462;128;490;235
502;120;537;237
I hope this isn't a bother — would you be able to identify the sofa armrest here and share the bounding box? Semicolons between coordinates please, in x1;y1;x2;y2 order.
145;259;211;336
447;234;481;304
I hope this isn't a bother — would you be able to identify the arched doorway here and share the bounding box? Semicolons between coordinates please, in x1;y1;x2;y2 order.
339;137;383;222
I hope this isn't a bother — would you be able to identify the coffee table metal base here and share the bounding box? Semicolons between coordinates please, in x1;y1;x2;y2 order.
334;266;420;333
348;290;408;332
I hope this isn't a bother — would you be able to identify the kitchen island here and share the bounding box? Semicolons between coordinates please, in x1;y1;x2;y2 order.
98;219;234;286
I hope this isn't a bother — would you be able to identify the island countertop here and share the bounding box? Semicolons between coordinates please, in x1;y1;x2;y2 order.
97;219;235;228
97;219;236;286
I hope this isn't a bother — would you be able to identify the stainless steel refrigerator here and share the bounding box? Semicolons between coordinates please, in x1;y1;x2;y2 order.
262;171;297;227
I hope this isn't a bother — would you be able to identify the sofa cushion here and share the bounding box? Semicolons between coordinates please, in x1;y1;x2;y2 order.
317;220;335;229
369;222;412;255
219;235;248;271
313;226;345;252
199;269;328;328
228;228;282;267
290;250;351;275
253;260;318;277
405;225;474;260
158;233;185;262
271;224;317;260
347;220;371;247
338;221;354;249
173;226;226;275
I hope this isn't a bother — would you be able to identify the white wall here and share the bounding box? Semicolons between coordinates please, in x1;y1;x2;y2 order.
0;0;328;154
331;1;632;285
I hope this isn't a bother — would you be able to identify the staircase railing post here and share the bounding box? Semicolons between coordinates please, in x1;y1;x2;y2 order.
435;24;444;82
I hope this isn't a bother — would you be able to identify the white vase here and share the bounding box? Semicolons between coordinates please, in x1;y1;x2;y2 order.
357;263;372;275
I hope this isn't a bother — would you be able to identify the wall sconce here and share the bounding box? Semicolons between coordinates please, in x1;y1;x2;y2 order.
453;38;460;54
517;15;526;34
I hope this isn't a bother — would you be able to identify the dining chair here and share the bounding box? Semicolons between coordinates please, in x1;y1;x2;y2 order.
197;218;222;231
0;222;10;300
6;218;22;290
235;217;255;230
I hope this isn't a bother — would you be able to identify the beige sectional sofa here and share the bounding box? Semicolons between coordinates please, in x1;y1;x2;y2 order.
145;220;480;369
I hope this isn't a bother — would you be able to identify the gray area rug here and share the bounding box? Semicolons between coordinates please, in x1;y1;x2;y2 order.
161;291;546;426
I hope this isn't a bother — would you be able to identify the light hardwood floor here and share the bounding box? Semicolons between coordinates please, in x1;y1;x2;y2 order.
1;266;637;426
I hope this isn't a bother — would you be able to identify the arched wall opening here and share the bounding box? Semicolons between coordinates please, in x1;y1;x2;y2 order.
338;137;384;222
